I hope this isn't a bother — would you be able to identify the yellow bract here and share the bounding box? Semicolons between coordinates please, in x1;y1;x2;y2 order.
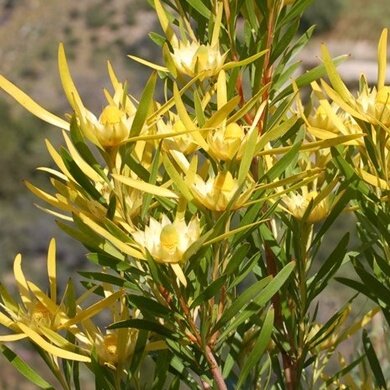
170;41;226;79
132;214;201;263
283;190;330;224
207;122;247;161
192;171;252;211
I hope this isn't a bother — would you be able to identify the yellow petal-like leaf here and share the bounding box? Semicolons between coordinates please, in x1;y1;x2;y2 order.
0;76;69;130
0;312;16;329
16;322;90;362
154;0;177;46
320;44;352;103
63;290;123;327
377;29;388;90
77;214;146;259
45;139;75;179
63;131;103;183
171;263;187;287
58;43;84;111
217;70;227;110
13;254;31;307
47;239;57;304
112;174;178;199
357;168;389;190
128;55;169;72
0;333;27;342
173;84;209;151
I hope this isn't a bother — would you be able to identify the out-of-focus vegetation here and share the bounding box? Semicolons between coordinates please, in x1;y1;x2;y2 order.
301;0;345;34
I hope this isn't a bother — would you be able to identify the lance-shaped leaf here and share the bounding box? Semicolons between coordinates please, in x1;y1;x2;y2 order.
0;76;69;130
58;43;84;111
377;29;388;90
112;174;178;199
237;307;274;389
0;344;54;389
130;72;157;137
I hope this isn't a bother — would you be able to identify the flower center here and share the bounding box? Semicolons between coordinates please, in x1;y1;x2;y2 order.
100;105;123;126
31;302;52;328
224;123;244;140
103;333;118;358
160;224;179;251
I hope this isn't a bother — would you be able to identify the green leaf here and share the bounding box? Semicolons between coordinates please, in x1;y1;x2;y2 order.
129;294;171;317
362;330;387;389
223;243;250;276
184;0;211;18
109;319;177;340
308;234;349;301
325;355;365;387
213;276;272;335
190;276;226;308
238;126;259;185
274;55;349;102
0;344;54;389
354;263;390;306
130;72;157;137
237;307;274;389
141;143;161;220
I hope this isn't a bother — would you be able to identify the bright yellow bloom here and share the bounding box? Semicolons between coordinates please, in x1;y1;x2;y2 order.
170;41;226;78
132;215;201;263
356;85;390;127
192;171;252;211
207;122;247;161
95;329;138;369
157;114;198;154
0;239;89;362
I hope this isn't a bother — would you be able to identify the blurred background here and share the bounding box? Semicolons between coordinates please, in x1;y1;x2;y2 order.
0;0;389;387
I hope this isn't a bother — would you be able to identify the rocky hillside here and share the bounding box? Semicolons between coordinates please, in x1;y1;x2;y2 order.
0;0;159;112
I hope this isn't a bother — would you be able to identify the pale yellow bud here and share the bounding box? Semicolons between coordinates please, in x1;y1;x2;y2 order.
96;105;130;147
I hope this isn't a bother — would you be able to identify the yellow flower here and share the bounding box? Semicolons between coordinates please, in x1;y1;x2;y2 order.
0;239;90;362
192;171;252;211
79;104;133;148
307;105;339;134
375;86;390;126
95;329;138;369
170;41;226;78
207;122;247;161
355;85;390;127
132;215;201;263
283;190;330;224
157;114;198;154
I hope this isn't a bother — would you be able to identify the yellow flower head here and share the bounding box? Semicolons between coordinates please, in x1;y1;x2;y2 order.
307;105;339;134
86;104;132;147
171;41;225;78
284;190;330;224
0;239;91;362
356;85;390;127
95;329;138;369
132;215;201;263
192;171;252;211
375;86;390;126
157;114;198;154
207;122;246;161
